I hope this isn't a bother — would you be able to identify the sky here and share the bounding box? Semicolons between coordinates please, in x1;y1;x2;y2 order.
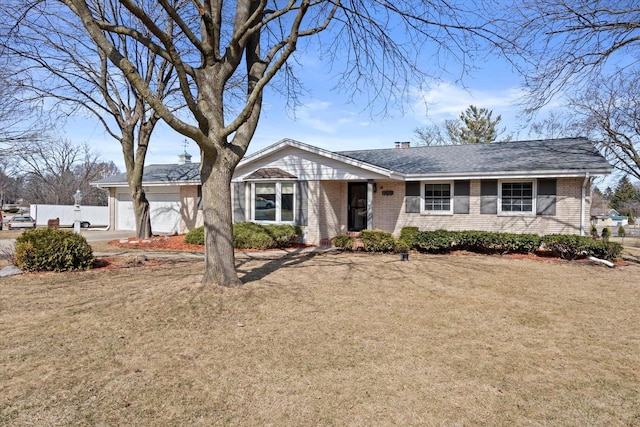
67;58;541;172
56;8;563;175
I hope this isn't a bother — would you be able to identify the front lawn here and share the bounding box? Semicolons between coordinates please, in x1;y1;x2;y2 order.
1;252;639;425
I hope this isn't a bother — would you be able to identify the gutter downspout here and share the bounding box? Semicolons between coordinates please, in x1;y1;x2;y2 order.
91;185;111;231
580;172;590;236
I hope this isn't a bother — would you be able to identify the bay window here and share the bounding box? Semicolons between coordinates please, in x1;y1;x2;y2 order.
252;181;295;223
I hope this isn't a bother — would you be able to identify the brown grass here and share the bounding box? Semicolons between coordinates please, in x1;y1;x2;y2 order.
1;251;639;425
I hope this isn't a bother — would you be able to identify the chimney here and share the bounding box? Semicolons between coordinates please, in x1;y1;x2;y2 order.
178;151;192;165
395;141;410;149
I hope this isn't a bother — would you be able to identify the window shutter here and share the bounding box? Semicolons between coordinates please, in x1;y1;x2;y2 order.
480;180;498;214
405;181;420;213
536;179;557;216
295;181;308;226
233;182;246;222
454;180;470;214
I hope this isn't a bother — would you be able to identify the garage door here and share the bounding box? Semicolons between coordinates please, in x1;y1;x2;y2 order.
116;192;180;234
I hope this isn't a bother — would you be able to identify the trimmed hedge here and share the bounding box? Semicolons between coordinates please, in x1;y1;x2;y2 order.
541;234;622;261
184;223;301;250
332;234;354;251
402;228;622;261
15;228;94;272
359;230;397;253
185;226;205;245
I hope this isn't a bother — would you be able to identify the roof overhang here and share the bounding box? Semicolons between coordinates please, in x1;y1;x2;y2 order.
92;180;200;188
402;168;612;181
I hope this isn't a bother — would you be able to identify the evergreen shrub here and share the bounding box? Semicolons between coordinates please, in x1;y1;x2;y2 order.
332;235;354;250
184;223;301;249
359;230;397;253
185;226;205;245
15;228;94;272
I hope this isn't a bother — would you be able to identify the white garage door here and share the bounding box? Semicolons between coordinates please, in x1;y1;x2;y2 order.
116;191;181;234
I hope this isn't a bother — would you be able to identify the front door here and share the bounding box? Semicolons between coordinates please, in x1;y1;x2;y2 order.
348;182;368;231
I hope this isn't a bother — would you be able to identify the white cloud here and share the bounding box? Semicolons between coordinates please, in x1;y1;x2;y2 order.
412;81;527;123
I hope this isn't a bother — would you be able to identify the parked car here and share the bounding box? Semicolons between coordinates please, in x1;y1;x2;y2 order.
7;215;36;230
255;196;275;209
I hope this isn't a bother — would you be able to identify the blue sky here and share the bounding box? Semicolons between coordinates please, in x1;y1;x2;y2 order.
69;67;543;171
63;38;555;172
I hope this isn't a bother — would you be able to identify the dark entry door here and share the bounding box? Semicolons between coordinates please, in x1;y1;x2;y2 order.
348;182;368;231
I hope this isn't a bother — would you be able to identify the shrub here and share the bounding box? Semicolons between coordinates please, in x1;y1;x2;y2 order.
185;226;205;245
617;226;626;237
601;227;611;241
541;234;622;261
359;230;397;253
185;223;301;249
264;224;300;248
412;229;456;253
15;228;94;272
590;225;599;238
332;234;354;250
394;239;410;254
233;222;274;250
588;240;623;261
501;233;542;254
399;227;420;248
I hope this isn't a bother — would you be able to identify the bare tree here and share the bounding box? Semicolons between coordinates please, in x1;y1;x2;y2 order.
567;73;640;183
33;1;504;286
17;137;119;205
0;61;47;153
527;111;583;140
501;0;640;111
0;1;182;238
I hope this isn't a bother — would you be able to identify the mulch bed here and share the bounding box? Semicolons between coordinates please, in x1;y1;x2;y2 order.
105;234;626;267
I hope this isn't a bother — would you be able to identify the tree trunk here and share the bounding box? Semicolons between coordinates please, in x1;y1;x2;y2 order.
200;153;241;287
132;186;152;239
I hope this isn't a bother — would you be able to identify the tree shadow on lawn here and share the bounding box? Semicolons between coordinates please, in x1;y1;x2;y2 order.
236;248;328;284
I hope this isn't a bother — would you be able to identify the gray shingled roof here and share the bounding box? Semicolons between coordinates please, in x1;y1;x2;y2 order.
337;138;611;175
94;162;200;185
93;137;611;186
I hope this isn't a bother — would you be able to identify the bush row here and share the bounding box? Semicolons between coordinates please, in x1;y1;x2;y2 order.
185;222;302;250
15;228;94;272
333;230;408;253
399;228;622;261
332;228;622;261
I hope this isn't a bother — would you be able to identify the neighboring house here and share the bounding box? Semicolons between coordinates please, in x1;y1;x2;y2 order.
93;137;612;243
591;208;629;228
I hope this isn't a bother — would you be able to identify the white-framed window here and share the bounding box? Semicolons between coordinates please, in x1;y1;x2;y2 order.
251;181;295;223
421;181;453;214
499;180;535;214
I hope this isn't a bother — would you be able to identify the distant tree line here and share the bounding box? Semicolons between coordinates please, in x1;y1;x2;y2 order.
1;137;119;209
